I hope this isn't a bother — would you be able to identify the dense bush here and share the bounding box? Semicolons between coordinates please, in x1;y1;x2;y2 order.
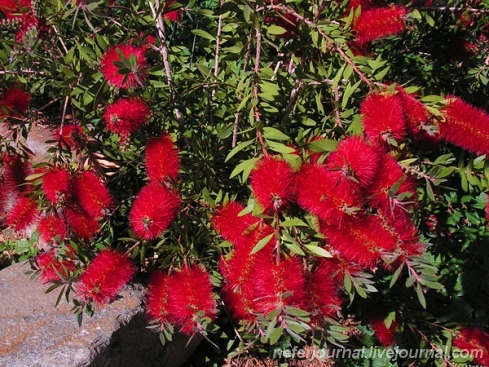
1;0;489;366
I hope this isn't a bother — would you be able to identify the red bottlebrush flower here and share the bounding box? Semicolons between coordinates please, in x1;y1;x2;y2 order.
34;251;76;284
54;124;84;150
220;255;259;322
15;11;38;42
6;196;38;231
252;255;308;316
129;182;180;240
307;258;343;321
370;315;398;346
361;91;407;145
75;249;137;306
145;133;180;183
324;135;381;190
1;153;32;193
0;86;31;117
454;327;489;366
100;44;148;89
41;167;71;204
250;155;296;213
347;0;375;11
396;86;439;143
296;163;363;226
72;170;113;218
211;201;259;248
321;214;397;269
103;98;150;139
168;265;218;335
0;0;30;19
366;152;417;217
38;214;68;244
146;271;171;326
353;6;407;46
64;206;100;239
439;96;489;155
163;0;181;22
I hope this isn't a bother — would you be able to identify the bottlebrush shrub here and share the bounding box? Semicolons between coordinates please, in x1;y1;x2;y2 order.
1;0;489;366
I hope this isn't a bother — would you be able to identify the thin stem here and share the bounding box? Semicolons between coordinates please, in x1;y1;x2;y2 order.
149;0;184;122
232;39;252;148
263;4;373;88
253;27;268;155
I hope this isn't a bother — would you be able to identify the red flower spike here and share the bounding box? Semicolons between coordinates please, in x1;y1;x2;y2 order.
347;0;375;11
15;11;38;42
1;153;32;193
129;182;180;240
34;251;76;284
54;124;84;150
163;0;181;22
361;91;407;145
324;135;381;190
145;133;180;183
211;201;258;246
250;155;296;213
370;315;398;346
321;214;397;269
42;167;71;204
146;271;171;325
296;163;363;226
75;249;137;306
439;96;489;155
454;327;489;366
73;170;114;218
307;258;343;321
0;86;31;117
366;152;417;218
38;214;68;244
168;265;218;336
220;254;259;322
103;98;150;139
6;196;38;231
0;0;31;19
251;255;307;316
353;6;407;46
64;206;100;239
101;44;148;89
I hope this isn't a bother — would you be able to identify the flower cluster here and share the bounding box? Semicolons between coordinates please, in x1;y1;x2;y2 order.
129;133;181;240
351;4;408;46
146;265;217;335
213;131;426;326
0;86;31;119
101;44;148;89
438;96;489;155
103;97;150;140
213;201;343;325
453;327;489;366
74;249;137;306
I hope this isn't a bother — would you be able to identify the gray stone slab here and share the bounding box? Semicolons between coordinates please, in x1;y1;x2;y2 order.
0;261;200;367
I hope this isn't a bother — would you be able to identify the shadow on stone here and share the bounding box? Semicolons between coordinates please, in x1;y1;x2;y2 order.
88;313;202;367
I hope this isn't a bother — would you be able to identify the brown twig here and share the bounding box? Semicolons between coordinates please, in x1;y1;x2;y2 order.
252;27;268;156
149;0;184;123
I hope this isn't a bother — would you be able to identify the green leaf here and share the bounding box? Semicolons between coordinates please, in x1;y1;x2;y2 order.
267;141;296;154
266;24;287;35
304;244;332;258
225;140;254;162
307;139;338;152
191;29;215;41
416;283;427;309
251;233;274;254
263;127;290;141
